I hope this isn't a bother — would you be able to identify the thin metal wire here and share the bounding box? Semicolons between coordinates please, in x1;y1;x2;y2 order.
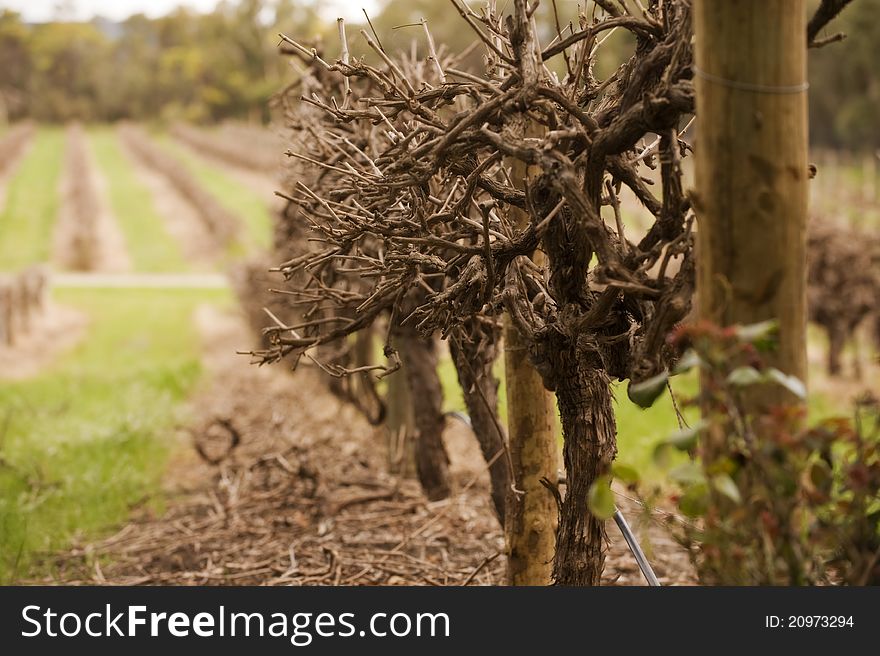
614;509;661;586
693;66;809;94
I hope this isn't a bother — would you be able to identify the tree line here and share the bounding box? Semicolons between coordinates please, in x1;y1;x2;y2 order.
0;0;876;152
0;1;319;124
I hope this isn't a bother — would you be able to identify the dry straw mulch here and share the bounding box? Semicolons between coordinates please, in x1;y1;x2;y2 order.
36;306;693;586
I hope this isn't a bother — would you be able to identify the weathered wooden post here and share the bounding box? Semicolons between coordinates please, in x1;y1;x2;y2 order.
694;0;810;400
503;137;560;586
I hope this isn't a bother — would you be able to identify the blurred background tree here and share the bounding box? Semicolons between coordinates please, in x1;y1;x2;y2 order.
0;0;323;124
808;0;880;151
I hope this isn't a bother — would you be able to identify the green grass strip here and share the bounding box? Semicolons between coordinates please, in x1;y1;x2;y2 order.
0;128;64;270
0;286;231;582
89;128;189;272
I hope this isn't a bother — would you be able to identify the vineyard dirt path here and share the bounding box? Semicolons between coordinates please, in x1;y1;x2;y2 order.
86;136;132;271
35;301;694;586
52;128;132;272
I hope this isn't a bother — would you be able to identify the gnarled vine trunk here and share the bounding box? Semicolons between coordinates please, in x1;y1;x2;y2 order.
547;343;617;586
450;318;510;524
385;335;416;477
396;329;451;501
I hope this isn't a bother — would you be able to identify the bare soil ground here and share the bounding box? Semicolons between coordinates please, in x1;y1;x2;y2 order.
53;127;131;272
36;304;694;586
87;138;132;272
118;136;219;267
0;303;88;380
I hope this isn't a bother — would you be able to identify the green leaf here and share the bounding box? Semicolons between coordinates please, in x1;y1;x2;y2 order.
669;462;706;486
764;368;806;399
735;320;778;344
587;474;616;520
663;421;706;451
678;483;709;518
612;462;640;485
627;370;669;408
653;442;675;467
711;473;742;504
727;366;763;387
672;349;701;375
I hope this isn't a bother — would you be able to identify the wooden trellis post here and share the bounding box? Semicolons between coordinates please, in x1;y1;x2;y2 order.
503;131;560;586
694;0;810;402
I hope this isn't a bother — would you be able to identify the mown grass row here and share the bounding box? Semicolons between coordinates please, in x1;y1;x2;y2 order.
0;128;64;270
88;128;189;272
0;286;231;582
